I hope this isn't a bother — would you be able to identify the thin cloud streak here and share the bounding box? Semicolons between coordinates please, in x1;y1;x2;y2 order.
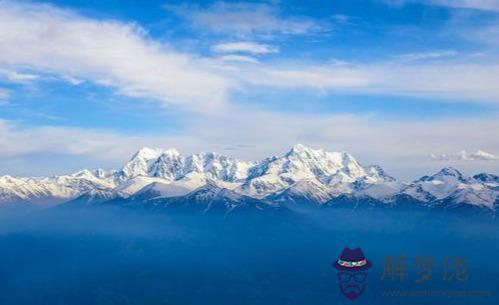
393;50;458;62
217;55;260;63
0;88;10;105
212;41;278;54
383;0;499;12
0;1;230;112
229;60;499;103
430;0;499;12
165;2;324;37
431;150;499;161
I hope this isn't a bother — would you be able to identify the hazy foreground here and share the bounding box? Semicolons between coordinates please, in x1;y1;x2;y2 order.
0;206;497;305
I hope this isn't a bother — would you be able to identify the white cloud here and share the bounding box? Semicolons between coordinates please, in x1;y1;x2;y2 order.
226;60;499;102
383;0;499;12
429;0;499;12
431;150;499;161
1;1;498;113
393;50;458;62
0;88;10;105
226;61;370;90
331;15;351;24
463;23;499;46
217;55;260;63
0;1;230;112
212;41;278;54
365;63;499;101
166;2;323;36
0;118;226;162
0;68;39;83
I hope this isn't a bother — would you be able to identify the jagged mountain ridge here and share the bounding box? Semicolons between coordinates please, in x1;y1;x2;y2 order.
1;144;497;212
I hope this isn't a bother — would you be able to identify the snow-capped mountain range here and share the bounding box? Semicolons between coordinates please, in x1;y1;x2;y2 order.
1;144;497;213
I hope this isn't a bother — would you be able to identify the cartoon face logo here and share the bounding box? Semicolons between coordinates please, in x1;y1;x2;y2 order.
333;247;372;300
337;271;367;300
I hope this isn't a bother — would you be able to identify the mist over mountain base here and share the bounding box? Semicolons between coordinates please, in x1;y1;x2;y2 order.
0;206;497;305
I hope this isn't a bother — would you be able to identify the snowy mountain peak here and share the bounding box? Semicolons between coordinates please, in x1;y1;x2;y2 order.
433;167;466;182
0;175;17;184
288;143;319;155
161;148;181;157
132;147;165;160
364;165;396;182
401;167;499;207
71;169;112;179
438;166;463;176
417;167;465;182
285;146;366;179
0;145;497;211
237;144;382;198
473;173;499;185
93;168;110;178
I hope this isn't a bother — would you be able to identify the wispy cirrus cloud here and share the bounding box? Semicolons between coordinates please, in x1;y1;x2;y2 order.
0;88;10;105
212;41;278;54
382;0;499;12
2;119;196;162
165;2;324;37
393;50;458;62
431;150;499;161
217;55;260;64
0;68;39;83
0;1;229;112
429;0;499;12
227;59;499;103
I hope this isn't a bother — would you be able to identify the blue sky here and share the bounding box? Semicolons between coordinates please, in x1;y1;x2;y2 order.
0;0;498;179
